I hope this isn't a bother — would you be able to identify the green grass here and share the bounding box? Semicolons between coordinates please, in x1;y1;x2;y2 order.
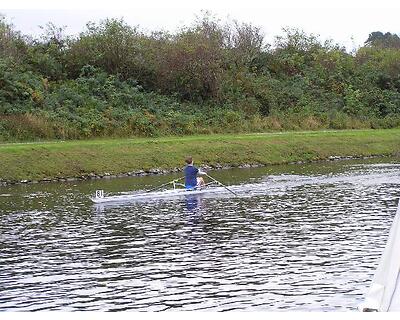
0;129;400;182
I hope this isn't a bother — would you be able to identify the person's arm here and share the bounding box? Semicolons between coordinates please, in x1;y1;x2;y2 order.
198;168;206;175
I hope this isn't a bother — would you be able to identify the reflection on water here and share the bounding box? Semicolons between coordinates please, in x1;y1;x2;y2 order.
185;194;203;212
0;158;399;311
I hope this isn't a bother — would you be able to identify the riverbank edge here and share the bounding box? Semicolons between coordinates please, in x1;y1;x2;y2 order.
0;154;391;187
1;129;400;186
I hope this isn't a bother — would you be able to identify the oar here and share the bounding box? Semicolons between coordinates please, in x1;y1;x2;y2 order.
146;177;184;193
204;173;237;196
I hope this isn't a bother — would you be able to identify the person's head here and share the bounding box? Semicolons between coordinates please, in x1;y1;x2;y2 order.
185;156;193;165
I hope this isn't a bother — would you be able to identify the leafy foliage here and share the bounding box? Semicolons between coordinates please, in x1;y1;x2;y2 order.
365;31;400;49
1;13;400;141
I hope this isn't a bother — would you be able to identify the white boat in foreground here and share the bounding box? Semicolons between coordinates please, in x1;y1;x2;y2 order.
359;199;400;312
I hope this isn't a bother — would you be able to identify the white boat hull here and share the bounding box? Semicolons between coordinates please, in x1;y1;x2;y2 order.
91;186;228;204
359;200;400;312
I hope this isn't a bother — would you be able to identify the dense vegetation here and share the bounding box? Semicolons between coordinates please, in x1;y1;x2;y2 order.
1;13;400;141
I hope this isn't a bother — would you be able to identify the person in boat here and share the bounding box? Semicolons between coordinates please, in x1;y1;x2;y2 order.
184;156;206;190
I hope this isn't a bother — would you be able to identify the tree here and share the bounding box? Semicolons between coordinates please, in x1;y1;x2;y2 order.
156;13;226;102
0;14;28;63
66;18;150;81
364;31;400;49
25;22;69;80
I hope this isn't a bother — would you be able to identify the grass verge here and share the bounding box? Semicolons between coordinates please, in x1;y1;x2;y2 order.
0;129;399;182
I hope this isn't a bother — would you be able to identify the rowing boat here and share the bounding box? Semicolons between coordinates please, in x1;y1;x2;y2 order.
91;185;229;204
91;173;237;204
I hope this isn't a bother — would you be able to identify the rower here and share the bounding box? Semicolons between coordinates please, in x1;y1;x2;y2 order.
184;156;206;190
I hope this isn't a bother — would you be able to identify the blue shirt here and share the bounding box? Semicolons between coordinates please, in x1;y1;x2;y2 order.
184;165;199;189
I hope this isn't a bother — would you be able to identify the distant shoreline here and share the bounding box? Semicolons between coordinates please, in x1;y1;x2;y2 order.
1;129;399;186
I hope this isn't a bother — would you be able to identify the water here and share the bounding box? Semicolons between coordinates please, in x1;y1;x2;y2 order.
0;158;399;311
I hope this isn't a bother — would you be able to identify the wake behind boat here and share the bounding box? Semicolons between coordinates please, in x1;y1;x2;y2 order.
90;174;237;204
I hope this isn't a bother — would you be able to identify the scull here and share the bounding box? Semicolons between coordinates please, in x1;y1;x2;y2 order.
91;185;230;204
91;174;237;204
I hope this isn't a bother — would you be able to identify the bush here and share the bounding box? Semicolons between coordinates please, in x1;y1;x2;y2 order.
1;12;400;141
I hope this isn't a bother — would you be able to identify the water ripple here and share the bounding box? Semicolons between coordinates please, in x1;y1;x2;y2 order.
0;160;399;311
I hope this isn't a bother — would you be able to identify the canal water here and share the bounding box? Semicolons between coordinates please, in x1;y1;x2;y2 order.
0;157;399;311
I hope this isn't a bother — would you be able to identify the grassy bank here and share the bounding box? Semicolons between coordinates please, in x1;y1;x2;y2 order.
0;129;400;183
